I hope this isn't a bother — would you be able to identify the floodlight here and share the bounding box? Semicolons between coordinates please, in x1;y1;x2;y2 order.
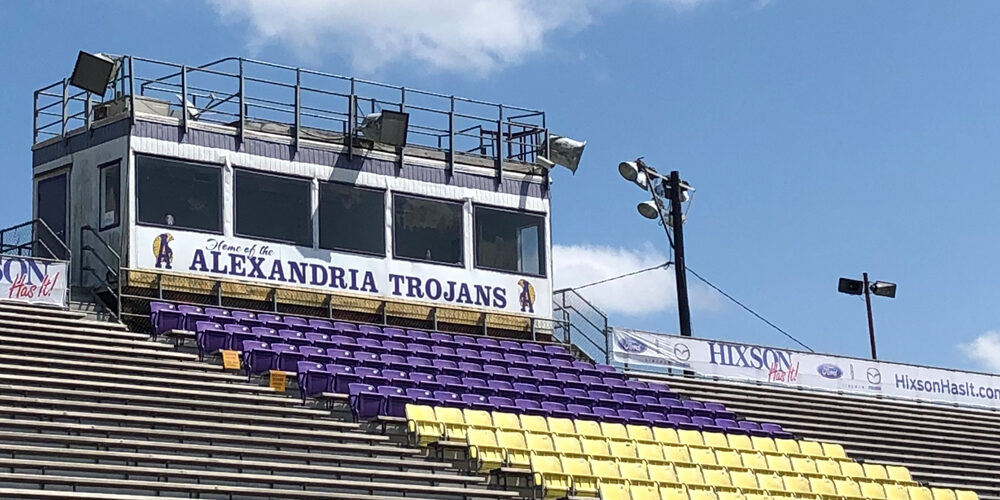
70;51;117;95
870;281;897;298
358;110;410;147
619;161;640;181
537;135;586;173
838;278;864;296
637;200;660;219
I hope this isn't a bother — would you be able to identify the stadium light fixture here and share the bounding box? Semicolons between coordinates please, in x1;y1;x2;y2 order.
537;135;586;173
637;200;660;219
70;51;118;95
838;272;896;360
358;110;410;148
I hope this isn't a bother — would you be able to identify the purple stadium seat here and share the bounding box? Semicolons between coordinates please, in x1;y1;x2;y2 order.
507;367;535;383
334;321;359;332
588;390;616;409
178;305;209;332
308;318;335;331
463;377;494;396
224;323;251;334
567;403;600;421
564;388;597;407
555;372;588;390
433;359;463;377
480;351;509;367
194;321;229;357
349;383;382;419
383;369;414;389
381;340;407;355
515;398;548;416
406;356;437;374
461;362;490;380
326;349;358;367
715;418;743;433
257;313;281;324
327;364;359;393
355;351;385;368
761;422;793;439
550;358;575;372
526;355;551;367
378;386;408;417
540;385;572;404
603;377;628;393
462;394;493;411
241;341;277;376
482;365;514;383
705;402;737;420
297;361;333;399
403;388;434;406
488;380;520;399
533;369;558;384
431;346;462;362
283;316;308;329
357;338;388;355
304;333;338;350
477;338;501;351
359;324;383;334
488;396;520;414
543;344;573;360
382;327;406;337
503;353;532;369
498;340;528;355
669;414;700;431
521;343;544;354
205;307;231;320
612;393;645;412
150;302;184;336
593;406;626;423
354;367;388;387
452;335;475;346
430;332;459;349
618;409;653;427
271;343;306;372
436;375;466;394
642;411;669;425
408;372;443;392
406;329;430;339
692;416;722;432
579;374;604;387
406;343;433;357
456;348;486;364
660;397;685;412
541;402;574;419
434;391;467;408
624;380;657;398
513;382;545;401
277;329;312;347
636;395;670;414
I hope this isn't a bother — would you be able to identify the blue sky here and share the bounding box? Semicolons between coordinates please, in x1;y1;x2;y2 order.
4;0;1000;372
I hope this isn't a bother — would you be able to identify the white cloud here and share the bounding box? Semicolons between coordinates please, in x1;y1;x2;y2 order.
959;331;1000;372
552;243;719;317
209;0;596;75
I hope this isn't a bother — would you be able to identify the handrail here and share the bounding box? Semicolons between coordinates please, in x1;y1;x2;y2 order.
0;219;70;261
79;225;122;322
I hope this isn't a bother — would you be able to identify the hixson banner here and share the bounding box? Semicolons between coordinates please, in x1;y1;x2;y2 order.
134;226;551;318
613;328;1000;411
0;256;68;308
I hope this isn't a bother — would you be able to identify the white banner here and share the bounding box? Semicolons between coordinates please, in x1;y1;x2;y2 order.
0;256;68;308
613;328;1000;410
132;226;552;318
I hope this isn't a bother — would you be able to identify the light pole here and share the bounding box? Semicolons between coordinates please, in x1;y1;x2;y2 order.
618;159;694;337
838;274;897;360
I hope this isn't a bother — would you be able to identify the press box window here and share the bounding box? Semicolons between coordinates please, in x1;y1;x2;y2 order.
475;206;546;276
99;160;121;230
136;155;221;232
319;182;385;256
393;195;463;265
235;169;312;247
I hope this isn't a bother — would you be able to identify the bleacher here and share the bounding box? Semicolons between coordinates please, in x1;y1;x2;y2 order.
147;301;982;499
635;373;1000;500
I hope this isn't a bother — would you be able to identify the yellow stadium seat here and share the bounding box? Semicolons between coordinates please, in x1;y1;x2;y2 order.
809;476;837;495
636;441;665;462
688;485;718;500
783;474;810;494
496;429;530;467
885;465;912;482
679;429;705;446
932;489;958;500
608;438;638;459
526;432;556;453
754;472;784;491
834;478;862;497
839;460;865;478
463;409;493;428
860;480;887;499
601;421;630;440
702;465;731;487
491;411;520;430
589;456;620;478
790;456;816;474
598;481;628;500
716;449;743;468
580;436;612;457
530;453;570;499
815;457;842;476
797;440;825;457
764;452;793;472
434;406;468;441
655;426;680;444
560;456;599;496
628;424;656;442
676;463;706;485
689;446;718;465
553;434;587;457
908;486;933;500
884;483;910;500
405;404;442;446
727;433;754;451
630;482;661;500
619;458;650;482
823;442;847;459
663;443;692;463
520;414;549;433
467;428;505;473
863;463;889;480
547;417;576;435
956;490;980;500
703;431;730;449
774;438;800;455
659;484;689;500
647;462;677;483
739;450;768;470
750;436;776;453
729;469;758;491
575;418;603;438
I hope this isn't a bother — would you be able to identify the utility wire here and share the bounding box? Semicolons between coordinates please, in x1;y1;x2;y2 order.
685;266;814;352
566;261;672;291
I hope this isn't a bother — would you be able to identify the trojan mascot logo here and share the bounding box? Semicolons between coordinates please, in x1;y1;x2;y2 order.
517;279;535;313
153;233;174;269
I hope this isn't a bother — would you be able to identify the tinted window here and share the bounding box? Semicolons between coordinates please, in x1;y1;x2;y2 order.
475;206;546;276
393;195;463;265
235;169;312;246
99;161;121;230
136;155;221;232
319;182;385;255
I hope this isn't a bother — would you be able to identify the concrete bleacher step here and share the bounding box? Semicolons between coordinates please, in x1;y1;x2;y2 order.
0;362;272;394
0;308;131;333
0;333;196;360
0;489;170;500
0;342;227;372
0;302;88;320
0;352;245;382
0;323;169;348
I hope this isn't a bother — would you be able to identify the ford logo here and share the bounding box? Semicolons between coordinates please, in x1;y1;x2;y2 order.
616;336;647;353
816;363;843;379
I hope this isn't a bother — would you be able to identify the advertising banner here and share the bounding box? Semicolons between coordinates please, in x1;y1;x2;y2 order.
133;226;552;318
0;255;68;308
613;328;1000;410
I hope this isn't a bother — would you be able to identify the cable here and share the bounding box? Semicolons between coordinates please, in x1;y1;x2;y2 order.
686;266;814;352
565;261;672;291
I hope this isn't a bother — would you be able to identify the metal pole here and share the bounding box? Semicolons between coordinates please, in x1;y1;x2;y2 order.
863;272;877;360
669;170;693;337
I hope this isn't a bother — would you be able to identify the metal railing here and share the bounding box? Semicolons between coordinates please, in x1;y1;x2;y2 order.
79;226;122;320
33;55;550;179
553;288;610;364
0;219;70;262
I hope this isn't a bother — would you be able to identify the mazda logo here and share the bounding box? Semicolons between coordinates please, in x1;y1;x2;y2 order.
866;367;882;385
673;343;691;361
